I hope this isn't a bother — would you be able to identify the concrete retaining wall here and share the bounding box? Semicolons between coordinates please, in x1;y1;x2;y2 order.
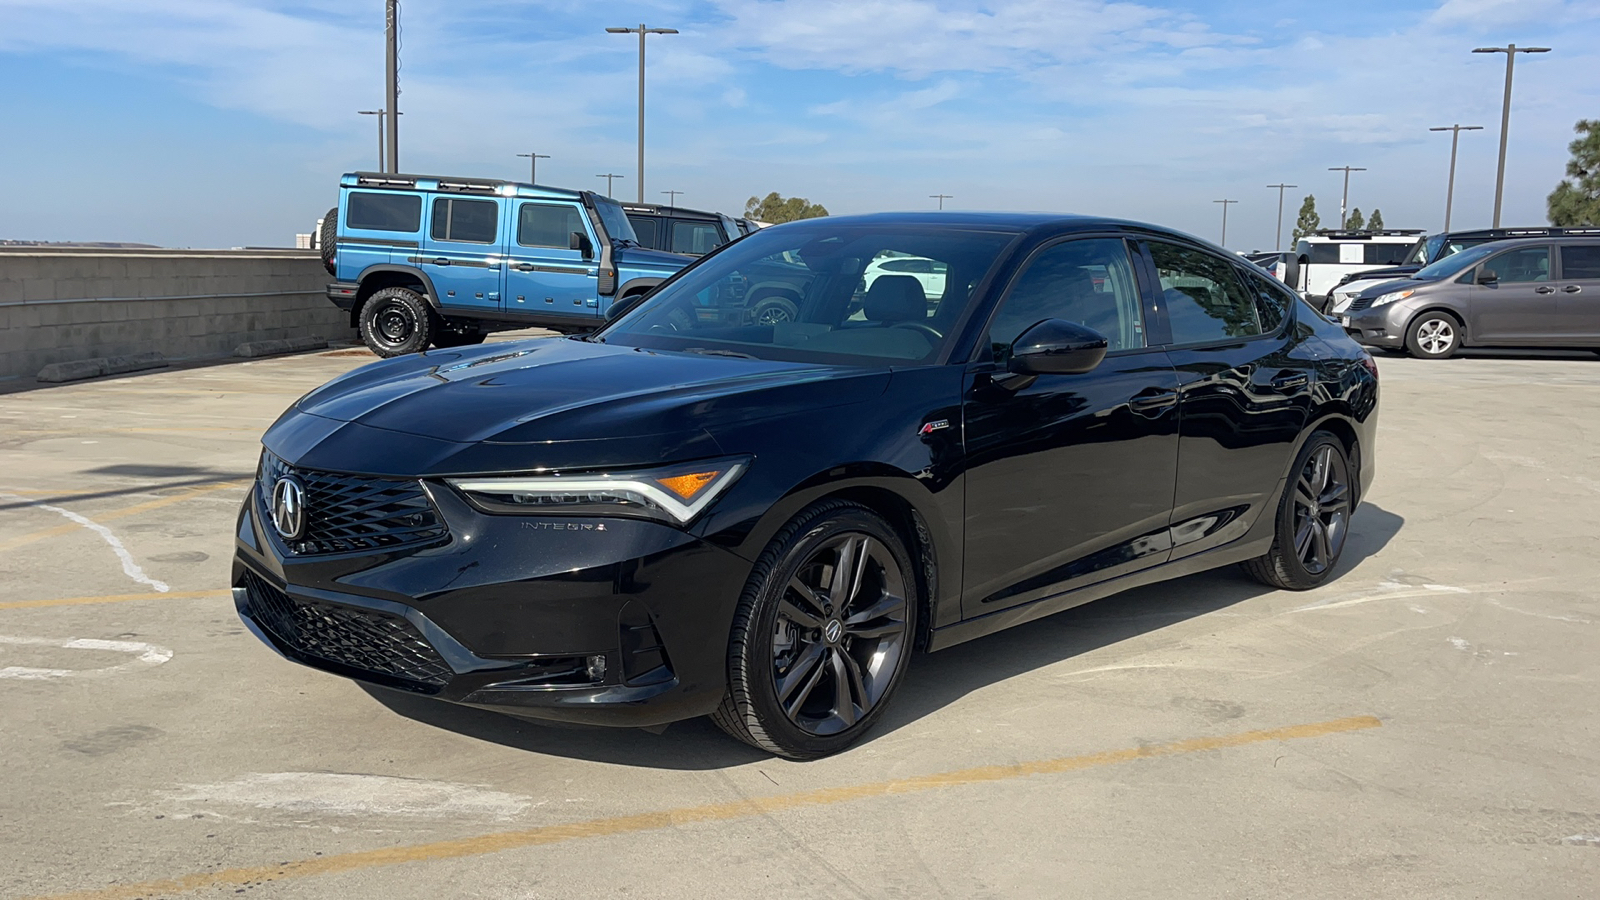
0;248;354;382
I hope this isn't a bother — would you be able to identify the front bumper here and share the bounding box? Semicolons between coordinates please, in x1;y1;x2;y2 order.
1337;304;1410;349
232;475;753;727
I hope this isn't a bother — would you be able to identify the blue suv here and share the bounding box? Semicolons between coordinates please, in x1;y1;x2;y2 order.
321;172;693;356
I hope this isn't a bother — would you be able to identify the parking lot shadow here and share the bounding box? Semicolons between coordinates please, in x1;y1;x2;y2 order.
362;502;1403;768
0;463;251;511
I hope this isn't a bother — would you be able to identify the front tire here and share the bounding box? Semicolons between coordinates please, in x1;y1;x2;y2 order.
359;287;434;357
713;501;918;760
1406;312;1460;359
1241;432;1354;591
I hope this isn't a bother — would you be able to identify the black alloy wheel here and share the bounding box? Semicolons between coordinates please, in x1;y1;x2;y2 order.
751;295;799;325
715;501;918;759
1242;432;1353;590
359;287;434;357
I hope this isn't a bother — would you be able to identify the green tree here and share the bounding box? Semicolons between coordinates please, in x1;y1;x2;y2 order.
1367;208;1385;231
1548;119;1600;226
1290;195;1321;246
744;192;829;224
1345;208;1365;231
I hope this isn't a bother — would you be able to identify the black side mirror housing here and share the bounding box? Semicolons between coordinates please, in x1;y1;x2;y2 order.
1476;268;1499;285
1008;319;1109;376
570;231;594;259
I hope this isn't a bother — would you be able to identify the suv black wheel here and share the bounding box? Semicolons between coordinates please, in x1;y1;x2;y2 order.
750;293;799;325
713;501;918;760
1405;311;1460;359
318;207;338;276
359;287;435;357
1242;432;1353;590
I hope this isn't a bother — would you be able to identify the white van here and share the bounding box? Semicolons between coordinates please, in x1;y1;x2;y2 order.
1288;230;1423;310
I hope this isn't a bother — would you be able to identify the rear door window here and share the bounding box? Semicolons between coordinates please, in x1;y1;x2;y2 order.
1560;245;1600;279
346;192;421;232
1240;267;1293;332
430;197;499;244
1147;242;1263;345
670;220;725;255
628;216;661;249
1365;243;1414;265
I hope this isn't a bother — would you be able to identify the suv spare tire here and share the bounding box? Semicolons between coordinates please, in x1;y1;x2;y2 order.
319;207;337;275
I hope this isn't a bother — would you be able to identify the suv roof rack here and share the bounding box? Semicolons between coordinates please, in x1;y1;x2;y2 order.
1445;226;1600;238
1306;229;1424;239
342;171;586;201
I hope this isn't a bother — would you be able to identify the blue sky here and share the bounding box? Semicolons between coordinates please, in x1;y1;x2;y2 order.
0;0;1594;249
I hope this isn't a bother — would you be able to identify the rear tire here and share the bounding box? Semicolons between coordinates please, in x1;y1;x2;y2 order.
359;287;434;357
1241;432;1354;591
318;207;337;276
1405;311;1461;359
713;501;918;760
750;293;799;325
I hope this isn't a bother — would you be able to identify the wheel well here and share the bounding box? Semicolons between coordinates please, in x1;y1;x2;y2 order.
813;486;937;653
749;286;801;304
353;272;429;327
1406;306;1466;339
1313;416;1361;506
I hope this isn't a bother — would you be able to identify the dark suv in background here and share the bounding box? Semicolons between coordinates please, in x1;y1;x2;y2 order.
622;203;742;256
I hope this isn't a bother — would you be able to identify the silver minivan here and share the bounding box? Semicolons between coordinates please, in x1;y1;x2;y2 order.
1336;236;1600;358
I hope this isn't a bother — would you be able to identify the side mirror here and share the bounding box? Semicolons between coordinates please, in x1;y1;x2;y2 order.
1008;319;1108;376
1476;268;1499;285
570;231;594;259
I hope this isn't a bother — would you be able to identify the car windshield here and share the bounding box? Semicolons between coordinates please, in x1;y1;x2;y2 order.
590;196;639;244
1413;242;1498;280
594;221;1021;366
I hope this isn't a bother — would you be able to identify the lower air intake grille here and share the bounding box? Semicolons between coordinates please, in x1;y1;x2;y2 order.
242;572;454;687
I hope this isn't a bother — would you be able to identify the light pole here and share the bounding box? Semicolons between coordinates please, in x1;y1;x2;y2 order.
930;194;953;210
606;24;679;203
597;173;625;197
1473;44;1551;228
358;110;386;172
1266;183;1297;251
1328;166;1366;229
662;190;683;206
516;152;551;184
1428;125;1483;231
384;0;400;173
1214;199;1237;247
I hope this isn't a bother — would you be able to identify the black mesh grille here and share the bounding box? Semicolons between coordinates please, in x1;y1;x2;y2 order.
259;452;448;555
1347;296;1374;312
242;571;454;687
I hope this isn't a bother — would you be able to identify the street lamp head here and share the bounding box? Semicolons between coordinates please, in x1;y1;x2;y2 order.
646;28;679;34
606;26;632;33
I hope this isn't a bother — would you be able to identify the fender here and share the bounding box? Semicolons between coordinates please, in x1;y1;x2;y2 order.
355;264;443;313
617;276;665;299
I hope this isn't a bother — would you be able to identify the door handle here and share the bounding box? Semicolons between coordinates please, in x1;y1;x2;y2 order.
1535;285;1556;294
514;263;536;272
1269;372;1309;390
1128;387;1177;417
1564;285;1583;294
432;257;451;266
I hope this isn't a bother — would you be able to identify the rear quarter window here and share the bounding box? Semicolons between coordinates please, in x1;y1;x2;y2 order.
346;192;421;232
1307;244;1342;264
1561;245;1600;279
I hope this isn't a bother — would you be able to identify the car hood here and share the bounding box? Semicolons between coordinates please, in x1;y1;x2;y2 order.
285;337;888;452
614;245;693;270
1355;276;1438;299
1342;265;1420;287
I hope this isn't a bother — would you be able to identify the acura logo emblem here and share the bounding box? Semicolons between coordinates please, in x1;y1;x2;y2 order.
824;619;843;643
270;476;306;541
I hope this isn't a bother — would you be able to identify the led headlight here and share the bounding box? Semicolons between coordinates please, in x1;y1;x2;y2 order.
448;459;748;525
1372;289;1415;307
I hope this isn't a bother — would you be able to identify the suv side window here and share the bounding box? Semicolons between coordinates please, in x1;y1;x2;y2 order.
670;220;724;255
517;202;587;249
347;192;421;232
629;216;661;249
431;197;498;244
986;238;1145;360
1483;246;1551;283
1239;266;1291;333
1307;244;1342;264
1147;242;1262;345
1560;245;1600;279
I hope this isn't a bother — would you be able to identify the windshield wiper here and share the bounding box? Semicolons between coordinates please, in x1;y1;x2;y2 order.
682;347;757;359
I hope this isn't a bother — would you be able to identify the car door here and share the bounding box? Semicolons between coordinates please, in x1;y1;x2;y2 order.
1138;240;1317;562
503;200;601;319
961;236;1179;616
1467;244;1557;343
420;195;503;312
1554;243;1600;343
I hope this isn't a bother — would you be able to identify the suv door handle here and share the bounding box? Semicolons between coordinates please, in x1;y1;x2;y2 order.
514;263;536;272
1270;372;1309;390
1563;285;1583;294
430;257;452;266
1128;387;1177;417
1535;285;1555;293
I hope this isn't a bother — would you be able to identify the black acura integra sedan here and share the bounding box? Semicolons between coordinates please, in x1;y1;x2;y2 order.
233;213;1378;759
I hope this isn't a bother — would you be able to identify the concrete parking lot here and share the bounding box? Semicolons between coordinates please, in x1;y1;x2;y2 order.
1;339;1597;899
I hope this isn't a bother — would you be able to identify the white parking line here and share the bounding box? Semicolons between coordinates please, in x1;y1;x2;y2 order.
0;634;173;679
0;492;169;592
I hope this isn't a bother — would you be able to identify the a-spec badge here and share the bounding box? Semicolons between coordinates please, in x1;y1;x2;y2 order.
918;419;950;436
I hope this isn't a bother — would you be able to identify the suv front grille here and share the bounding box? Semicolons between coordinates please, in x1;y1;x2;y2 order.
241;571;454;687
259;452;448;556
1347;296;1375;312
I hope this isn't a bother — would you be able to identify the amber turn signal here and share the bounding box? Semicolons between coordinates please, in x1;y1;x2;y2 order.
654;470;722;500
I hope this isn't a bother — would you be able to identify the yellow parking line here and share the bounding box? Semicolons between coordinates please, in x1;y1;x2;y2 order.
0;481;245;553
29;715;1382;900
0;589;228;611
